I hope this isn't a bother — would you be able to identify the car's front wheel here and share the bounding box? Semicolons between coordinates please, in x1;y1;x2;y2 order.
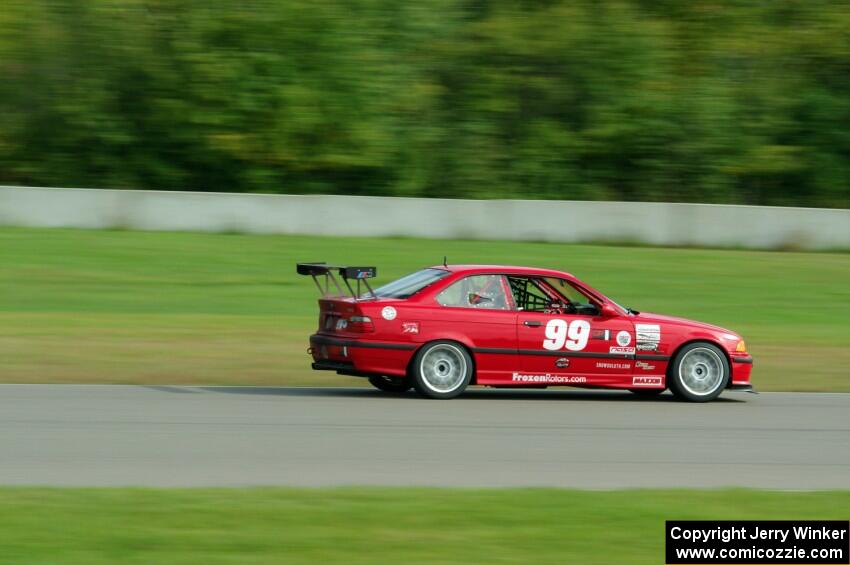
368;375;412;393
668;342;729;402
411;341;473;399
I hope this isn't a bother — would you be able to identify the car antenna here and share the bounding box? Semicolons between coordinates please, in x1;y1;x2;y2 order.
443;256;448;267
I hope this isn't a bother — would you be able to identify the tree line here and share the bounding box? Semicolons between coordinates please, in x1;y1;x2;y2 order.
1;0;848;207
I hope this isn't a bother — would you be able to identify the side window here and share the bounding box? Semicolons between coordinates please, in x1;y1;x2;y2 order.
507;277;551;312
543;277;592;306
436;275;510;310
544;277;600;315
508;276;600;315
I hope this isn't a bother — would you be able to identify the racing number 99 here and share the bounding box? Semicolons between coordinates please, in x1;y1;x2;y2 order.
543;319;591;351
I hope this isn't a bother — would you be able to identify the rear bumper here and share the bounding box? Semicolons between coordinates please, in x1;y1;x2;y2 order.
308;334;416;378
312;360;355;372
311;360;369;377
310;334;417;351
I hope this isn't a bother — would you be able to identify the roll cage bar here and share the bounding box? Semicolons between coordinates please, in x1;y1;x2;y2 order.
507;276;562;311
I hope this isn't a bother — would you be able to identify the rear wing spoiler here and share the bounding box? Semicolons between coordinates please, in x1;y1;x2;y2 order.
296;262;377;299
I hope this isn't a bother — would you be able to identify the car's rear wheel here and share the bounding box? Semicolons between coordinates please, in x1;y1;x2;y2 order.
629;388;665;397
368;375;412;393
668;342;729;402
412;341;473;399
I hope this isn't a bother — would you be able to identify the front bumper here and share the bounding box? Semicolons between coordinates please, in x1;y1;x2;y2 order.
730;353;754;386
728;383;757;393
731;354;753;365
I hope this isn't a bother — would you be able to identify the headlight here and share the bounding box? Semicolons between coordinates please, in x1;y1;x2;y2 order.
736;340;747;353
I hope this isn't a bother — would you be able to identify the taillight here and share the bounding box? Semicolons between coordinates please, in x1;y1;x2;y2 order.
347;315;374;333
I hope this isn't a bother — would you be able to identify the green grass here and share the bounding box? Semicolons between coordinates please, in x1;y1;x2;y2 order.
1;227;848;390
0;488;846;564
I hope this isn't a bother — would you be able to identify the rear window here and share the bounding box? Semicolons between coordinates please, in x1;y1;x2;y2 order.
373;268;449;299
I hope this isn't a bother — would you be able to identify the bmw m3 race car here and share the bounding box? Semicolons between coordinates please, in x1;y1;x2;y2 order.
298;263;753;402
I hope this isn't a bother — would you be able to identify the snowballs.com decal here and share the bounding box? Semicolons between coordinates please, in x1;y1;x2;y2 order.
542;319;591;351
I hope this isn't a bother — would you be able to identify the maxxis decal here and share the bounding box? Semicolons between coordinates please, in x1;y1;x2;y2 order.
632;376;663;387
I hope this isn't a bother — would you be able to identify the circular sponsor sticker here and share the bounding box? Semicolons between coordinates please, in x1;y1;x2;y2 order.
616;330;631;346
381;306;397;321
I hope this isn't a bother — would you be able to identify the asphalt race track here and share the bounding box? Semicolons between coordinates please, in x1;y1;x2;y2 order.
0;385;847;489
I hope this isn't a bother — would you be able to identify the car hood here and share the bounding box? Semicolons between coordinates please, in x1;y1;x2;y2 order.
631;312;738;337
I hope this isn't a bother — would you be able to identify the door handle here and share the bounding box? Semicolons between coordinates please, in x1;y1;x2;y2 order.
522;320;542;327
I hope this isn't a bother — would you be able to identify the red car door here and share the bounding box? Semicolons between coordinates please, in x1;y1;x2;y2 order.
426;274;519;385
510;276;635;387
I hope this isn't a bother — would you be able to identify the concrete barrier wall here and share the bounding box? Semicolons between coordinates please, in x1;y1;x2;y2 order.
1;185;848;249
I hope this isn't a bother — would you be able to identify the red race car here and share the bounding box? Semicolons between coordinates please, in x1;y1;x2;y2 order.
298;263;753;402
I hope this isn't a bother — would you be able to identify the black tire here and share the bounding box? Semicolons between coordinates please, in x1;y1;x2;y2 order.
629;388;665;397
667;342;730;402
368;375;412;393
411;341;473;399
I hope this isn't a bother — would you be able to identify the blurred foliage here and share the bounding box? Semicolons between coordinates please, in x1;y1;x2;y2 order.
0;0;848;207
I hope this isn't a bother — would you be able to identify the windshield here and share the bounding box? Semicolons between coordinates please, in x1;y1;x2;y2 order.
598;295;629;314
373;268;449;299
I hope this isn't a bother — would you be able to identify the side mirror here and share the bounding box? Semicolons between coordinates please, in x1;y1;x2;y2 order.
600;303;619;317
